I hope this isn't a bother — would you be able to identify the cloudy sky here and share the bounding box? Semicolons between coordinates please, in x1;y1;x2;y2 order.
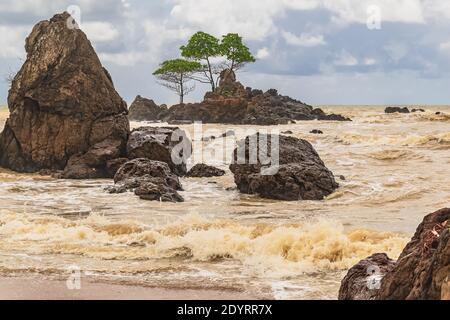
1;0;450;106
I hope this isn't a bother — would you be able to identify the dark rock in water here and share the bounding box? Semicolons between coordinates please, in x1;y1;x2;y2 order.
126;127;192;176
338;253;396;300
281;130;293;135
436;112;442;115
110;158;183;202
385;107;410;114
128;95;168;121
162;69;351;125
229;134;338;201
168;120;194;125
377;208;450;300
411;108;425;113
339;208;450;300
310;129;324;135
201;130;235;142
186;164;226;178
339;175;346;181
0;12;129;176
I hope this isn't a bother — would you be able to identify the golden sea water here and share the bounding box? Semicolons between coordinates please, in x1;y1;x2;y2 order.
0;105;449;299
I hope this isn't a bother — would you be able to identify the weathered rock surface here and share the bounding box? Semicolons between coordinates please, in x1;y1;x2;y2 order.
161;70;351;125
229;134;338;201
338;253;396;300
186;164;226;178
377;208;450;300
127;127;192;176
128;95;168;121
339;208;450;300
108;158;183;202
0;12;129;177
385;107;410;114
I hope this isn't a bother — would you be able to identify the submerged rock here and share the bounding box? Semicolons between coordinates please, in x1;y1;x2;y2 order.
229;134;338;201
339;208;450;300
186;164;226;178
411;108;426;113
338;253;396;300
385;107;410;114
126;127;192;176
109;158;183;202
0;12;129;176
310;129;324;135
128;95;168;122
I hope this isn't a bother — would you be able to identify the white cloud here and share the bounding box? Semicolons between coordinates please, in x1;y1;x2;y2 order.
0;25;29;58
334;50;358;66
82;22;119;42
364;58;377;66
256;47;270;59
439;41;450;52
281;31;325;47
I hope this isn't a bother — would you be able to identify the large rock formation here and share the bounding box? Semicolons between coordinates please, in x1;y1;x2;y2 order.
127;127;192;176
229;134;338;201
339;208;450;300
0;12;129;177
108;158;183;202
128;95;168;121
161;70;351;125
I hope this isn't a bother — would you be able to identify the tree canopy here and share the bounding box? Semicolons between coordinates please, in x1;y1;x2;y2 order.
220;33;256;72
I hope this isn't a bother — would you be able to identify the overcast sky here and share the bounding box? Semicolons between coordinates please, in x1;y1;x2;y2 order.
1;0;450;106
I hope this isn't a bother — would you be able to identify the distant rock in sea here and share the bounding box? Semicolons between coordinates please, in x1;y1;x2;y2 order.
0;12;129;178
128;95;168;122
186;164;226;178
339;208;450;300
160;69;351;125
385;107;410;114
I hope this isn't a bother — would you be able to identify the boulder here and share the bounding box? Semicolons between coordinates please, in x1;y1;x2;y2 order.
411;108;426;113
128;95;168;121
0;12;129;176
310;129;324;135
338;253;396;300
126;127;192;176
229;134;338;201
385;107;410;114
377;208;450;300
109;158;183;202
186;164;226;178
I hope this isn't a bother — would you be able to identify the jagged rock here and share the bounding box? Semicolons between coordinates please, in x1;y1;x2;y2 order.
281;130;293;135
162;70;351;125
338;253;396;300
110;158;183;202
377;208;450;300
385;107;410;114
128;95;168;121
229;134;338;201
126;127;192;176
105;158;129;178
186;164;226;178
0;12;129;176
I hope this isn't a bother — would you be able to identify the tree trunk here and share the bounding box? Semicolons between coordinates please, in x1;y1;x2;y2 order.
206;58;215;92
179;75;184;104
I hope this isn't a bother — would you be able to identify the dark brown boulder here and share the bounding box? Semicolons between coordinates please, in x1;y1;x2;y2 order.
377;208;450;300
338;253;396;300
126;127;192;176
0;12;129;176
385;107;410;114
109;158;183;202
186;164;226;178
229;134;338;201
128;95;168;121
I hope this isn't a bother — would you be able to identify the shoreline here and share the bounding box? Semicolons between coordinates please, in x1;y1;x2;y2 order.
0;275;259;300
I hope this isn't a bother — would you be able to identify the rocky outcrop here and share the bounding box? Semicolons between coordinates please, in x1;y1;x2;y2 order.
339;208;450;300
338;253;396;300
128;95;168;121
229;134;338;201
377;208;450;300
127;127;192;176
161;70;351;125
385;107;410;114
186;164;226;178
108;158;183;202
0;12;129;177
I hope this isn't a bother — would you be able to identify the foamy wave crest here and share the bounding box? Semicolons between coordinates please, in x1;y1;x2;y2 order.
336;132;450;148
0;212;408;274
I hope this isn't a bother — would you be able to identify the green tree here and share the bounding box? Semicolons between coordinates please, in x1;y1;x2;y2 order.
220;33;256;72
153;59;202;104
180;31;221;91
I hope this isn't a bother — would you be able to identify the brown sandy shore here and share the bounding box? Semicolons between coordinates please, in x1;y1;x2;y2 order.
0;276;258;300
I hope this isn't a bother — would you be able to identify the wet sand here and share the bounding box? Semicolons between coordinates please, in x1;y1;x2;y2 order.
0;276;257;300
